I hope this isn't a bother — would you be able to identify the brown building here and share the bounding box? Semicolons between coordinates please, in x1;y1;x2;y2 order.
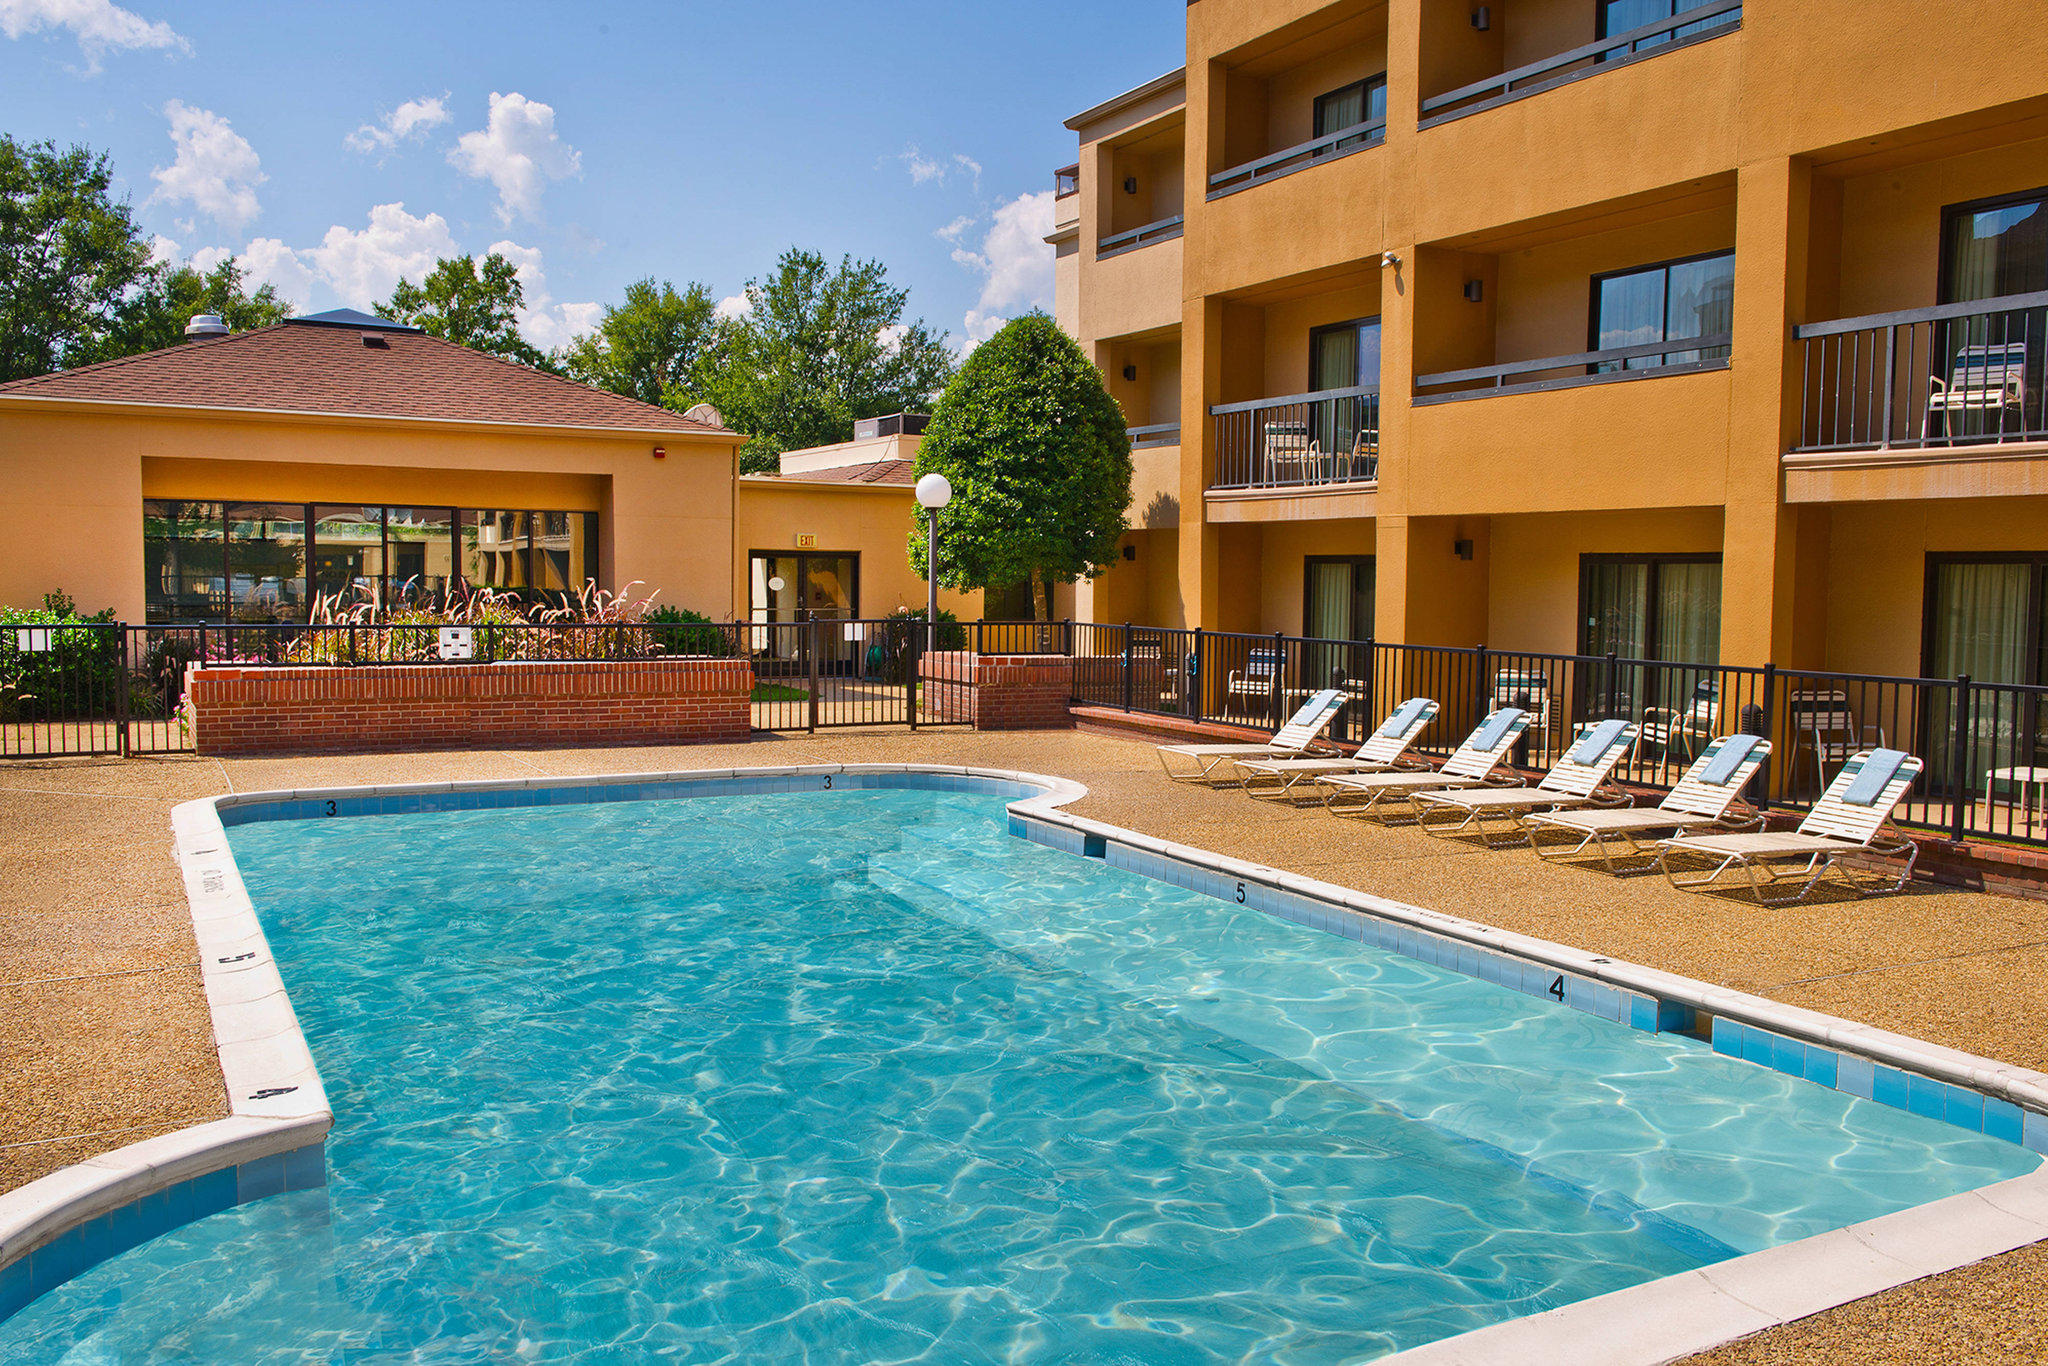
1053;0;2048;698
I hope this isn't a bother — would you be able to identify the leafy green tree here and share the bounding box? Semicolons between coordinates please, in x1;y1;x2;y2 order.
0;135;154;381
909;313;1132;621
380;253;549;368
558;277;716;405
78;256;293;363
696;248;956;472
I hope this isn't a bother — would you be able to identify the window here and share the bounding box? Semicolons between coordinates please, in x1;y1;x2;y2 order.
142;501;225;623
984;581;1036;619
1590;251;1734;372
1937;187;2047;437
1925;555;2048;778
748;551;861;665
1308;317;1383;455
1312;76;1387;156
1580;554;1721;724
1303;557;1375;696
1596;0;1731;59
224;503;307;622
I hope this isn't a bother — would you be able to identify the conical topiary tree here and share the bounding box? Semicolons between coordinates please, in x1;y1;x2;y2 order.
908;313;1133;622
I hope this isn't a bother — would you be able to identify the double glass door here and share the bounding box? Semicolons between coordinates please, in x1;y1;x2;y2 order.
1926;556;2048;787
1579;555;1723;727
750;552;859;665
1937;188;2047;440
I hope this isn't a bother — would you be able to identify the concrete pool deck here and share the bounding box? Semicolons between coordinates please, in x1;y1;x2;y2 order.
4;726;2046;1362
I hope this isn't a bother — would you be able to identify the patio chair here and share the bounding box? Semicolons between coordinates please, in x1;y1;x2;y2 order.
1409;718;1641;847
1925;340;2027;441
1314;707;1533;823
1262;421;1312;484
1231;697;1442;801
1787;689;1885;792
1224;646;1283;719
1654;748;1923;905
1637;677;1719;766
1493;668;1553;764
1155;688;1345;783
1524;733;1772;873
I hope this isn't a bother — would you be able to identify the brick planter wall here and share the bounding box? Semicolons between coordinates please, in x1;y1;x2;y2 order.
186;658;752;756
918;652;1074;731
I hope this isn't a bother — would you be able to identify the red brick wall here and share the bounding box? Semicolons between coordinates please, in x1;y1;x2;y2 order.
187;658;753;756
917;652;1074;731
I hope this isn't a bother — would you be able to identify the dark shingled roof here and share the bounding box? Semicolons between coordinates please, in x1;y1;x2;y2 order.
776;459;916;486
0;317;734;435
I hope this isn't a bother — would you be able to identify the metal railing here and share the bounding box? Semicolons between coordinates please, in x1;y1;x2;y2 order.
1126;422;1181;449
1098;214;1185;258
1791;290;2048;452
1206;117;1386;199
1420;0;1741;127
1414;334;1732;403
1053;164;1079;197
1209;385;1381;491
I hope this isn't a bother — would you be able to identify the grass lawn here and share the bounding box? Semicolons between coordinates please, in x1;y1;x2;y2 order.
750;683;809;702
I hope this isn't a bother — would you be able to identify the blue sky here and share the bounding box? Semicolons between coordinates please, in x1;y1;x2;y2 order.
1;0;1186;351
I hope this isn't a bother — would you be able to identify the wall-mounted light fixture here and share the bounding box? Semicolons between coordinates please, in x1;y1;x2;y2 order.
1122;544;1138;561
1471;6;1491;30
652;445;667;459
1122;364;1138;381
1123;176;1138;195
1463;279;1484;303
1454;538;1475;561
1380;251;1401;269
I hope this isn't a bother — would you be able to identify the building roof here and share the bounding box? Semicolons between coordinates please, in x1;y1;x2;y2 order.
1064;67;1186;131
0;317;734;436
772;459;916;486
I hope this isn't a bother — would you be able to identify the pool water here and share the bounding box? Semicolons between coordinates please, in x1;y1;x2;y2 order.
2;788;2035;1363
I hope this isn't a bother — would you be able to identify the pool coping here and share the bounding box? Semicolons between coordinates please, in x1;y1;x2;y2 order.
1;760;2044;1363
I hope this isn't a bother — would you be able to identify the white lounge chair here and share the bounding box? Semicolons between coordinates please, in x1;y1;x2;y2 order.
1410;718;1641;847
1654;748;1923;905
1315;708;1533;823
1232;698;1441;801
1155;688;1345;783
1523;733;1771;872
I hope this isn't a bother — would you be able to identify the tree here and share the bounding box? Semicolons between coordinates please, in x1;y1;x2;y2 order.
78;256;293;363
380;253;549;368
695;248;956;472
908;313;1132;622
0;135;154;382
558;277;716;405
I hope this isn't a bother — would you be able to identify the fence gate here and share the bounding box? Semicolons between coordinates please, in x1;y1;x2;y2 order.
0;623;205;758
743;618;972;733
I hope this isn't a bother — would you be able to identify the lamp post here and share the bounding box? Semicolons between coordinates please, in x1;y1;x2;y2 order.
915;473;952;656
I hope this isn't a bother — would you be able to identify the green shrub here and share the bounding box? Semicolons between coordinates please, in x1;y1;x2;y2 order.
0;593;121;721
644;605;736;657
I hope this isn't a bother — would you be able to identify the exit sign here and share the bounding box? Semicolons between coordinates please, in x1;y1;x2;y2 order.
795;533;818;549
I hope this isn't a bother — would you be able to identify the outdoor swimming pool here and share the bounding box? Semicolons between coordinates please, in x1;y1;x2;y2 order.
1;782;2038;1363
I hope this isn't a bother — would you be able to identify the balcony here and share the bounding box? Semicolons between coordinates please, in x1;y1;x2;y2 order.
1127;422;1182;449
1099;215;1185;259
1209;386;1380;491
1415;335;1732;404
1207;117;1385;200
1419;0;1740;129
1790;292;2048;453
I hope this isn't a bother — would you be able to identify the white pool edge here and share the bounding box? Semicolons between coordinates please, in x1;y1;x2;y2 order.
0;759;2039;1364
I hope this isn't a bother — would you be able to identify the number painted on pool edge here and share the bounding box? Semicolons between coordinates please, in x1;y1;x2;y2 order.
1235;881;1246;904
1548;975;1565;1002
323;800;337;817
823;775;832;789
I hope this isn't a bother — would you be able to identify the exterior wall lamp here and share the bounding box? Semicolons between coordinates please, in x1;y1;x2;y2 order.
1464;280;1484;303
1471;6;1492;30
1122;364;1138;381
1454;539;1475;560
1124;176;1139;195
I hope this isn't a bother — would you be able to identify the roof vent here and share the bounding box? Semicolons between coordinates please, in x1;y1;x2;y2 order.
360;332;389;349
682;402;723;427
184;313;230;338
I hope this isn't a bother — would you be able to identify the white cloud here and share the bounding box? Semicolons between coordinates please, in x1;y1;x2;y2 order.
235;237;316;310
345;93;450;154
891;145;980;190
951;190;1055;345
148;100;264;230
878;323;907;355
934;215;974;245
0;0;187;71
449;91;581;224
146;232;179;265
485;238;598;350
303;201;458;307
714;292;752;321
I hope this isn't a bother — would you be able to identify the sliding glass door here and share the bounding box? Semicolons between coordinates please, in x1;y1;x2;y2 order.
1938;187;2047;438
1307;318;1381;458
1579;554;1722;722
1925;555;2048;787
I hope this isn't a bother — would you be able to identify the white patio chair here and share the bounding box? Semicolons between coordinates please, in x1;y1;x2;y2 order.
1232;697;1441;801
1524;734;1771;873
1314;707;1533;823
1156;688;1345;783
1409;718;1640;847
1925;340;2027;440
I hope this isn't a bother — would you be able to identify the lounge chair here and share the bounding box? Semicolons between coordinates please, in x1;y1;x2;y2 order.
1654;748;1923;904
1409;718;1641;846
1315;707;1533;823
1155;688;1345;783
1523;733;1771;872
1231;698;1442;801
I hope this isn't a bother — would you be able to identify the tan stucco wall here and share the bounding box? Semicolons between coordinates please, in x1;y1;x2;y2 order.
732;479;982;623
0;401;741;621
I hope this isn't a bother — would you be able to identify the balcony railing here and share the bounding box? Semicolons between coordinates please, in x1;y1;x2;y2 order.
1413;335;1732;403
1791;291;2048;453
1053;164;1079;197
1209;385;1380;491
1098;214;1186;259
1127;422;1181;449
1206;118;1385;200
1420;0;1741;127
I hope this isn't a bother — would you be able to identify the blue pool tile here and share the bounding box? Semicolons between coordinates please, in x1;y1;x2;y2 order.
2024;1109;2048;1154
1628;995;1657;1033
191;1166;238;1220
1710;1017;1740;1056
1905;1074;1945;1121
1769;1032;1804;1078
238;1152;288;1202
1803;1046;1839;1090
1838;1054;1876;1100
284;1144;328;1191
1944;1085;1986;1133
0;1254;31;1323
1657;1001;1696;1035
1870;1065;1909;1111
1741;1027;1771;1066
32;1224;94;1291
1984;1098;2026;1145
